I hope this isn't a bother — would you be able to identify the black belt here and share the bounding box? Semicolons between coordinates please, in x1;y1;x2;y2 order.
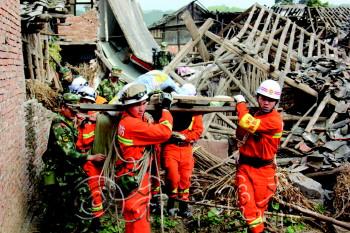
170;141;191;147
239;154;274;168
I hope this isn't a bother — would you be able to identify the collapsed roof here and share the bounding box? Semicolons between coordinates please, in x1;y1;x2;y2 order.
97;0;159;81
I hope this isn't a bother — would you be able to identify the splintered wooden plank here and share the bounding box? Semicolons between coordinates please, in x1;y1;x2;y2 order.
235;4;257;41
285;23;296;72
217;112;237;129
307;34;315;57
216;61;258;106
246;8;265;45
218;61;244;94
317;40;322;56
307;7;316;34
254;11;273;52
263;14;281;60
203;113;217;136
273;18;291;70
322;9;337;28
251;65;257;93
163;18;213;74
240;63;249;91
181;10;210;62
297;30;304;60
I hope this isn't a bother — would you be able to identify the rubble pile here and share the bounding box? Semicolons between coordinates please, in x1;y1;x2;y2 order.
279;57;350;179
158;3;350;230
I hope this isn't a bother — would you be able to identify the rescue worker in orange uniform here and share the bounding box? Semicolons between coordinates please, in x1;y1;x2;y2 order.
76;86;106;219
116;83;173;233
234;79;283;233
162;83;203;217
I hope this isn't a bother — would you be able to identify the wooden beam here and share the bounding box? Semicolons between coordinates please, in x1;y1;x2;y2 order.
163;18;214;74
216;61;258;106
181;10;210;62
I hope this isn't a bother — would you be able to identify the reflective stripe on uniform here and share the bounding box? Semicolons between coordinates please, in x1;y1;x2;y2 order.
248;216;263;228
188;117;194;130
179;188;189;194
272;132;282;138
118;135;134;146
83;131;94;139
92;204;103;212
238;113;261;133
160;120;173;130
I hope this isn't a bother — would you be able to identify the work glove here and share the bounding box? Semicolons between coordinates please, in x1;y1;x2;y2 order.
171;132;186;141
233;94;246;103
160;92;173;110
143;112;154;123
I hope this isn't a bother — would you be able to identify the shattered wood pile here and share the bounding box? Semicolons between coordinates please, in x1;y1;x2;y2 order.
161;3;350;229
165;3;343;139
271;5;350;56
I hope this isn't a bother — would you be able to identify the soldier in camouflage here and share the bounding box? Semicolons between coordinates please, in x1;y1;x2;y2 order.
59;66;73;93
97;66;125;102
41;93;105;232
153;41;172;70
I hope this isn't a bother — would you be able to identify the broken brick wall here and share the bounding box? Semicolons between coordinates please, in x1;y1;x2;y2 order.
58;9;99;43
20;100;55;231
0;0;27;232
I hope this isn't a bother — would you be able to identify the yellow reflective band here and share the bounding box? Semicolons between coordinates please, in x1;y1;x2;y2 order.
153;186;160;192
188;117;194;130
179;188;189;194
118;135;134;146
248;216;263;228
238;113;261;133
92;204;103;212
171;188;178;194
83;131;95;139
272;132;282;138
160;120;172;130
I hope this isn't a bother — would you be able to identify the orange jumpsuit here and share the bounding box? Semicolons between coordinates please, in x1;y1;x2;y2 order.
117;109;173;233
235;102;283;233
76;113;104;218
163;115;203;201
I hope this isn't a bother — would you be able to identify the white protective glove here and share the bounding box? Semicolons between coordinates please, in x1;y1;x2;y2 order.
233;95;246;103
171;132;186;141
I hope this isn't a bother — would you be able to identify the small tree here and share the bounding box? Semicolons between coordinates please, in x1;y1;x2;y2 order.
306;0;329;7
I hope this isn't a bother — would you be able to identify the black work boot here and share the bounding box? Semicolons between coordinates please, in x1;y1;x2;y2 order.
166;198;178;216
178;201;192;218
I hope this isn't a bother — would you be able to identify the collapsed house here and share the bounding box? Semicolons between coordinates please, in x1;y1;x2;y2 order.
148;0;242;53
155;3;350;230
271;4;350;55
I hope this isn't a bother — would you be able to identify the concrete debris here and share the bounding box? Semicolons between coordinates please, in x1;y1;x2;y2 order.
288;172;324;201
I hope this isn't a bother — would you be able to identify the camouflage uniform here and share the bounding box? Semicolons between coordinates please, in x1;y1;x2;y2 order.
41;111;90;232
60;67;73;93
97;79;124;102
157;50;172;69
153;42;172;69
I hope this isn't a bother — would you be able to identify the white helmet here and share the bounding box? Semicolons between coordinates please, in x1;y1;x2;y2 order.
178;83;196;96
78;86;96;102
119;83;148;105
256;79;281;100
69;76;88;94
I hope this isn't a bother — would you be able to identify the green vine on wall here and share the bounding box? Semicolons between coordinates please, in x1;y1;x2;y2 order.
48;36;62;70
